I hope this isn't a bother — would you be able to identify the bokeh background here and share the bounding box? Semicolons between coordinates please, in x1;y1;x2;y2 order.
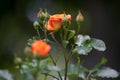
0;0;120;80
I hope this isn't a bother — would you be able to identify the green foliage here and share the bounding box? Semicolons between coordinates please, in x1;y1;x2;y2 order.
78;70;86;80
58;57;119;80
91;38;106;51
77;58;119;80
0;70;13;80
67;30;75;40
92;57;108;72
97;67;119;78
67;64;79;77
22;72;34;80
39;58;52;74
74;45;92;55
74;35;106;55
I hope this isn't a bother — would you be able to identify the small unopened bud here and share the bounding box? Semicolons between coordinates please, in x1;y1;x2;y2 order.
38;9;50;22
38;9;45;20
15;57;23;64
33;21;39;30
44;9;50;21
76;11;84;22
24;46;32;54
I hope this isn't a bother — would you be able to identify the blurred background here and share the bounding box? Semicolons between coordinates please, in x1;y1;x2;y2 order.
0;0;120;80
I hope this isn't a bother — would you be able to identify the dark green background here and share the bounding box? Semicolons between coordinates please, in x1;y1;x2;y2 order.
0;0;120;80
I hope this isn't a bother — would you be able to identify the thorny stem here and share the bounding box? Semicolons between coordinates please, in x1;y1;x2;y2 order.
50;33;71;80
67;50;73;63
44;29;47;41
33;72;38;80
67;44;75;63
50;30;70;80
36;29;41;39
50;33;59;44
44;75;47;80
43;22;48;41
86;71;93;80
63;22;70;42
64;50;73;80
77;22;80;34
49;54;62;80
77;57;81;73
64;28;68;41
43;73;59;80
64;44;75;80
39;24;44;32
59;24;69;80
63;23;72;80
50;33;64;52
49;54;56;65
64;52;68;80
33;59;40;80
60;30;63;45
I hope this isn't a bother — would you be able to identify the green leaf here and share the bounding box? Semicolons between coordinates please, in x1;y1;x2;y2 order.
67;64;79;77
48;65;60;71
27;36;39;46
74;35;92;55
74;44;92;55
78;71;86;80
0;70;13;80
62;40;69;47
91;38;106;51
92;57;108;72
60;69;65;76
39;58;52;73
75;35;91;46
67;30;75;40
23;72;34;80
78;66;89;79
97;67;119;78
39;58;52;69
80;66;89;73
100;57;108;65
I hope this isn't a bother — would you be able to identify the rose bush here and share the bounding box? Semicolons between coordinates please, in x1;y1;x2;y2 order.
0;8;118;80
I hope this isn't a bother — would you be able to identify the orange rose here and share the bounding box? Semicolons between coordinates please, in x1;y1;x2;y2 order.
31;40;51;57
45;14;71;31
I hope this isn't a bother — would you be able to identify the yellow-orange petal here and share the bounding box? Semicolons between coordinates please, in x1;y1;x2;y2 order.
45;14;71;31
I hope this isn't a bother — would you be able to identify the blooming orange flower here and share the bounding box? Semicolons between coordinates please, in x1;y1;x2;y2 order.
45;14;71;31
31;40;51;57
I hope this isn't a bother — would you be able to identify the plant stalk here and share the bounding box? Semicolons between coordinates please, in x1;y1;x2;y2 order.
64;50;68;80
44;73;59;80
36;29;41;39
49;54;62;80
